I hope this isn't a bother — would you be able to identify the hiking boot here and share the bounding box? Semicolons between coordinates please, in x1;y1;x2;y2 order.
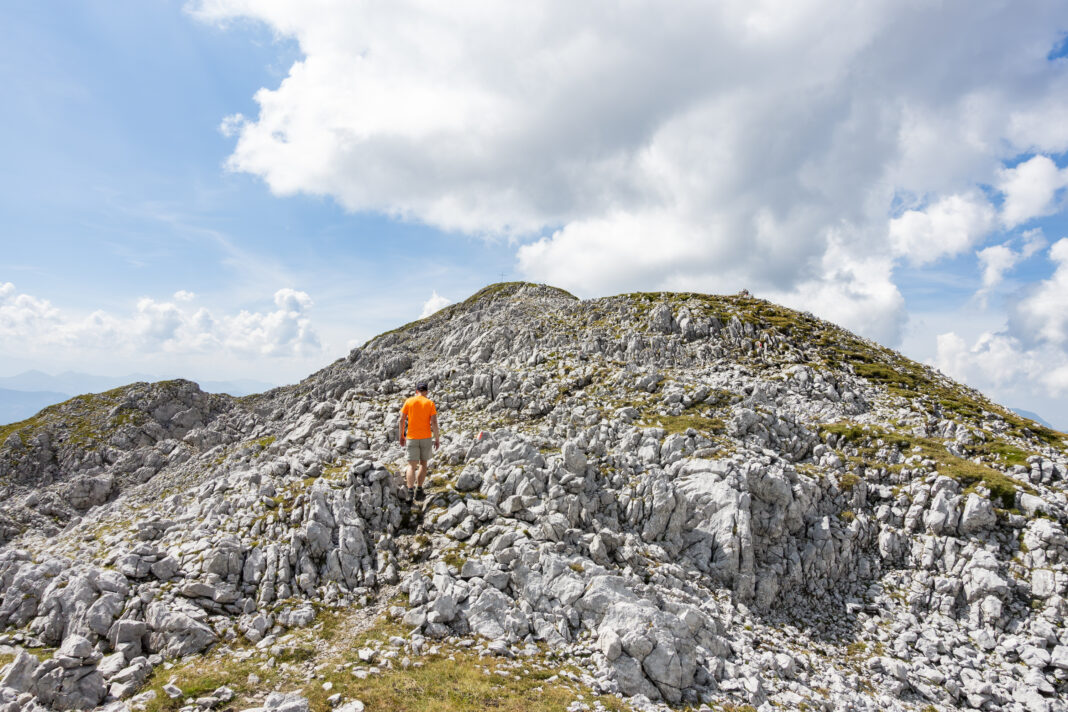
414;487;425;502
402;487;413;503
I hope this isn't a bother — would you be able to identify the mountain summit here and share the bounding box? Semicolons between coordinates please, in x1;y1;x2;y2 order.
1;282;1066;711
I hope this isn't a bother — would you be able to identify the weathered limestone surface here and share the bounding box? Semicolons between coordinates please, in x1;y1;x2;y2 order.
1;283;1067;711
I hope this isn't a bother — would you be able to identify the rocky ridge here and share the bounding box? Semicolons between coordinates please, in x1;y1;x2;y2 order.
0;282;1067;711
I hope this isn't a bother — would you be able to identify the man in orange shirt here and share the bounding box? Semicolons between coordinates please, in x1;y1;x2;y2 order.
398;382;439;502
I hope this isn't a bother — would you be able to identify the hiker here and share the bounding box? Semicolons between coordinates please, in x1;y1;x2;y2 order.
398;381;439;502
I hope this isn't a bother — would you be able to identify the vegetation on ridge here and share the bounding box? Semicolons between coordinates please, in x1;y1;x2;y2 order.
140;611;632;712
821;421;1036;508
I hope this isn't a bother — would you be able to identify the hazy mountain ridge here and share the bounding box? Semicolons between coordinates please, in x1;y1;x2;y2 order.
0;389;72;425
0;282;1066;712
0;372;276;425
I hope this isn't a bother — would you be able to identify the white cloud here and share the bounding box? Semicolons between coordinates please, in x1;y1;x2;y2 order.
976;244;1018;290
935;329;1068;400
273;287;313;313
998;154;1068;228
219;113;246;138
936;331;1039;387
173;290;196;302
1021;228;1049;259
932;239;1068;416
771;246;906;346
0;283;62;339
974;228;1047;297
1011;238;1068;347
420;291;451;318
888;193;995;266
0;284;322;360
1008;85;1068;155
191;0;1068;348
1047;364;1068;394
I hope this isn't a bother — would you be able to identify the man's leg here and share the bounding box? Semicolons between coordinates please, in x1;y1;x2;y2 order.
405;460;418;496
413;458;428;500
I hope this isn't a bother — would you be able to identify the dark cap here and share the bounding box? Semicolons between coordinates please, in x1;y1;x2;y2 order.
416;382;429;392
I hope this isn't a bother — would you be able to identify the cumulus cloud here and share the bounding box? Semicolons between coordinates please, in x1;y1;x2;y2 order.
1011;237;1068;347
771;247;906;346
936;331;1040;388
0;284;321;359
935;330;1068;399
975;229;1046;296
977;245;1018;291
420;291;451;319
191;0;1068;346
0;282;62;339
173;290;196;302
273;287;314;313
935;239;1068;410
999;155;1068;227
888;193;995;266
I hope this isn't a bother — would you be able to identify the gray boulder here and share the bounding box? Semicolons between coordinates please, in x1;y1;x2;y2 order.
960;493;997;533
454;466;483;492
65;474;114;510
145;603;216;658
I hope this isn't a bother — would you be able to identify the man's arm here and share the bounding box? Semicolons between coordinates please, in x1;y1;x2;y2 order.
431;413;440;450
398;412;407;445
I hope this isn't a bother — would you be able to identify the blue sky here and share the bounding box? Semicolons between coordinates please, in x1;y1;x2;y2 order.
1;2;516;344
2;1;1068;429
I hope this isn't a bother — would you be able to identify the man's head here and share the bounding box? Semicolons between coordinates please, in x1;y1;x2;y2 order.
416;382;429;394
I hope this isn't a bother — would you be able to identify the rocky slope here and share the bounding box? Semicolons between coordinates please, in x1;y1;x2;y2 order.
1;282;1067;712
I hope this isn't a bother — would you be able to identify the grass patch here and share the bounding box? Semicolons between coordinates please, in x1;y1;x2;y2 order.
845;641;867;658
972;439;1030;468
141;651;270;712
277;645;317;664
322;460;350;480
958;468;1028;510
441;549;468;570
896;437;1032;508
304;650;631;712
822;421;1035;508
642;412;726;436
838;473;860;491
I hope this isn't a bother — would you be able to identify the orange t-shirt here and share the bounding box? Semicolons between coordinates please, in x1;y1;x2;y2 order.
401;394;437;439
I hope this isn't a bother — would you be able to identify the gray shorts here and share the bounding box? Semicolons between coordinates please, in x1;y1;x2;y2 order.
406;438;433;462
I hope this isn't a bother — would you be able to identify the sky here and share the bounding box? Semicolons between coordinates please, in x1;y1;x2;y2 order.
2;1;1068;429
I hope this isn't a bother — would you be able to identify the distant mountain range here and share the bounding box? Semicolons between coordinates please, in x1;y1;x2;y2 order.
0;388;73;425
1012;408;1057;430
0;370;275;425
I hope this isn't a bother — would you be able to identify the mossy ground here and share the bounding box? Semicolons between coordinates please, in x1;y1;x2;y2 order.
820;422;1035;509
140;650;272;712
303;650;629;712
641;412;726;436
139;609;632;712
